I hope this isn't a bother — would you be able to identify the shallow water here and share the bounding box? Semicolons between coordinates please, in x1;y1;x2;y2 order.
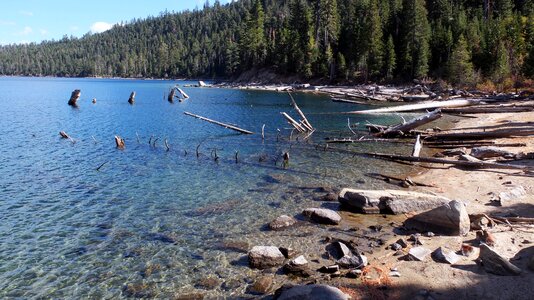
0;77;412;298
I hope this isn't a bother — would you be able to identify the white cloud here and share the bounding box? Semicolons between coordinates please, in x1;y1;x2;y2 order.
14;26;32;36
90;21;113;34
19;11;33;17
39;29;48;36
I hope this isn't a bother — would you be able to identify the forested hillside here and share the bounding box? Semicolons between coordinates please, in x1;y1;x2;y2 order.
0;0;533;87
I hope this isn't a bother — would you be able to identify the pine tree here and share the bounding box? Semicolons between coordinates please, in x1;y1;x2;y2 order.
399;0;431;79
384;34;396;79
448;35;475;86
367;0;384;79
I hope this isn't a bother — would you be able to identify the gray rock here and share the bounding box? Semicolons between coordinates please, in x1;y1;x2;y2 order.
269;215;297;230
408;247;432;261
405;200;470;236
283;255;309;273
433;247;461;264
302;208;341;225
337;255;364;268
248;246;286;269
275;284;349;300
321;192;338;201
318;264;340;274
396;239;408;248
279;247;298;259
491;185;527;206
339;189;450;214
391;243;402;251
477;243;521;276
335;241;352;257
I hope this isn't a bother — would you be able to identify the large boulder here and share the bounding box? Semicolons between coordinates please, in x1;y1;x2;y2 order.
269;215;297;230
302;208;341;225
404;200;470;236
274;284;349;300
339;189;450;214
248;246;285;269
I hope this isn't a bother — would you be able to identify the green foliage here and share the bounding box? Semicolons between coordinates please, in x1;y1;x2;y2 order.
448;35;475;86
0;0;532;84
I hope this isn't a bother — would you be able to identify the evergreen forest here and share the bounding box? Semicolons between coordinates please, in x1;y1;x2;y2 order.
0;0;533;88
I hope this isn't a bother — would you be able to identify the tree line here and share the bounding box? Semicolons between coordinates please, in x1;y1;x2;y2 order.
0;0;533;88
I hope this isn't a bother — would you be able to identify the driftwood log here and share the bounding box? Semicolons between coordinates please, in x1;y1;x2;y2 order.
68;89;81;106
347;99;480;114
128;92;136;104
288;92;313;131
378;109;442;137
177;88;189;99
367;152;533;170
428;128;534;140
184;111;253;134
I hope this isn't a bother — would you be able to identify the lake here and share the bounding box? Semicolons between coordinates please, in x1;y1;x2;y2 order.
0;77;409;298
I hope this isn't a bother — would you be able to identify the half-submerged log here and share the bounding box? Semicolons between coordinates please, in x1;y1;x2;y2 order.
168;89;176;103
115;136;125;149
59;131;75;143
128;92;136;104
68;89;81;106
378;109;442;137
184;111;253;134
347;99;479;114
288;92;314;131
338;188;451;214
177;88;189;99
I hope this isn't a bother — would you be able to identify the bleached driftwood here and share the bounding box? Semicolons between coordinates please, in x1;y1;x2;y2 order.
347;99;480;114
412;135;422;157
184;111;253;134
378;109;442;137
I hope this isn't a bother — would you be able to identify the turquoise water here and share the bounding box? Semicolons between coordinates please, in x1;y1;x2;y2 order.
0;77;408;298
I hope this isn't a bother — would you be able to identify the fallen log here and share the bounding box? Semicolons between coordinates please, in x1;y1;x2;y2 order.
288;92;313;131
281;112;306;132
428;129;534;140
428;143;527;149
346;99;480;114
68;89;81;106
379;109;442;137
184;111;253;134
365;173;435;187
366;152;533;170
442;107;534;114
177;88;189;99
332;98;369;105
128;91;136;104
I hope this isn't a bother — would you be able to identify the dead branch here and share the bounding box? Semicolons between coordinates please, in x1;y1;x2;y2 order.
184;111;254;134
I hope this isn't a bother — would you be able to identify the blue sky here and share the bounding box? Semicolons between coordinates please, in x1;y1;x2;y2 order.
0;0;231;45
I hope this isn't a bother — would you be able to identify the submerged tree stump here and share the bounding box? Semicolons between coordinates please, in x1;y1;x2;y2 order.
168;89;176;103
128;92;136;104
68;89;81;106
115;136;125;149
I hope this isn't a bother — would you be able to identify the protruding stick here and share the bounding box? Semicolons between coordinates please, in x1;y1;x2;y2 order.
115;136;125;149
184;111;254;134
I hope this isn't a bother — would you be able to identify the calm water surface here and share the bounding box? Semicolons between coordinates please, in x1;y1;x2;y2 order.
0;77;410;298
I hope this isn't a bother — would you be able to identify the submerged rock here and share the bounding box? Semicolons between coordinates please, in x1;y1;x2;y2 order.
284;255;312;276
274;284;349;300
477;244;521;276
339;189;450;214
302;208;341;225
247;276;273;295
248;246;286;269
195;277;220;290
269;215;297;230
